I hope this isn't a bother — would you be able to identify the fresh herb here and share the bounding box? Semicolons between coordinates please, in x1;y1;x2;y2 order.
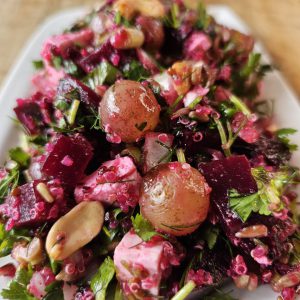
1;267;35;300
167;95;184;115
0;168;20;203
202;226;220;249
32;60;44;70
63;60;80;76
90;257;116;300
131;213;157;242
122;60;150;82
114;283;123;300
84;61;118;90
176;148;186;163
229;167;293;222
67;99;80;125
276;128;298;151
135;121;148;132
188;96;202;109
114;11;131;27
43;281;64;300
52;56;63;69
229;190;268;222
9;147;30;168
196;2;210;30
240;53;261;78
164;3;181;29
0;224;31;257
229;95;251;116
172;280;196;300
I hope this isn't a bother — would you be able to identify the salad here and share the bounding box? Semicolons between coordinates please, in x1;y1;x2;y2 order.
0;0;299;299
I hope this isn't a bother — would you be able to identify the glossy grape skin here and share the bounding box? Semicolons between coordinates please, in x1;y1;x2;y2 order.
99;80;161;143
140;162;211;236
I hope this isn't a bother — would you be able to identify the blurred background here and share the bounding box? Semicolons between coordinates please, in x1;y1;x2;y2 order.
0;0;300;98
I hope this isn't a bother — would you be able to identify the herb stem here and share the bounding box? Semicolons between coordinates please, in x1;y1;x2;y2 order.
171;280;196;300
214;118;231;156
67;99;80;125
230;95;251;116
176;148;186;163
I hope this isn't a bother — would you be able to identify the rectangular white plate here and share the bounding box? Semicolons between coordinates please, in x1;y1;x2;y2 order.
0;5;299;300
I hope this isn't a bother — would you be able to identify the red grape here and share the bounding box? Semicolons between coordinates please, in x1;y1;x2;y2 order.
99;80;161;143
140;162;211;236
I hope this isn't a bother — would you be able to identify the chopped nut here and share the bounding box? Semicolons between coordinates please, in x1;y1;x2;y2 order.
111;28;145;49
36;182;54;203
235;225;268;238
113;0;165;20
12;237;44;266
274;272;300;290
46;201;104;261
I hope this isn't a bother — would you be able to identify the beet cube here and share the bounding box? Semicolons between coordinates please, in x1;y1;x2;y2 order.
57;75;100;110
41;134;93;186
199;155;257;234
0;180;67;229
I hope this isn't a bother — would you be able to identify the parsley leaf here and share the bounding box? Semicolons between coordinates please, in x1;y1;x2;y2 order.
0;223;31;257
229;167;292;222
276;128;298;151
9;147;30;168
229;191;265;222
196;1;210;30
131;213;157;242
164;3;181;29
202;225;220;249
122;60;150;82
0;168;20;203
90;257;115;300
84;61;118;90
32;60;44;70
1;267;35;300
43;281;64;300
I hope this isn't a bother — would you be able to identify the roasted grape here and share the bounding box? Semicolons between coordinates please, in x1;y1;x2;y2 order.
99;80;161;143
140;162;211;236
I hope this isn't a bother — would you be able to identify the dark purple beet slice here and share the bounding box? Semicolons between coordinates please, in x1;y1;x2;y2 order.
41;134;93;186
77;40;122;73
57;75;100;110
14;92;53;135
0;180;67;229
199;155;257;235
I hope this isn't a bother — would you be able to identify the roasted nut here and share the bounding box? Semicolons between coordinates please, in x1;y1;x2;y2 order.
183;0;199;10
235;225;268;238
46;201;104;261
274;272;300;291
111;28;145;49
12;237;44;266
113;0;165;20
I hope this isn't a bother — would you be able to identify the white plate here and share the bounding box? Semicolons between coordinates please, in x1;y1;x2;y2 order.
0;5;299;300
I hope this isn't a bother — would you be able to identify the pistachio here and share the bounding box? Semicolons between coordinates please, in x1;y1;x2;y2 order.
113;0;165;20
12;237;44;266
46;201;104;261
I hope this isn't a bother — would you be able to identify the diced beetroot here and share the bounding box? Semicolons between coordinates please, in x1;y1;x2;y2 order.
41;134;93;187
199;156;258;235
183;86;209;107
142;132;174;173
78;40;123;73
75;156;141;212
0;264;16;277
57;75;100;110
153;72;178;106
136;49;160;75
0;180;67;230
184;32;212;61
32;64;65;98
41;28;94;62
114;230;181;299
14;92;53;135
28;267;55;299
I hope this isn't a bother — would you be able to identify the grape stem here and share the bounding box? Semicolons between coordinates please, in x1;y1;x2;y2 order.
171;280;196;300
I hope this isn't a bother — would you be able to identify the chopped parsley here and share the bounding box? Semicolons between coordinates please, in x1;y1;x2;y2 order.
276;128;298;151
32;60;44;70
90;257;116;300
1;267;35;300
122;60;150;82
131;213;158;242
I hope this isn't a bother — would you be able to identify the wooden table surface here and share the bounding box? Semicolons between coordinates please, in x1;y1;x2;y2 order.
0;0;300;100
